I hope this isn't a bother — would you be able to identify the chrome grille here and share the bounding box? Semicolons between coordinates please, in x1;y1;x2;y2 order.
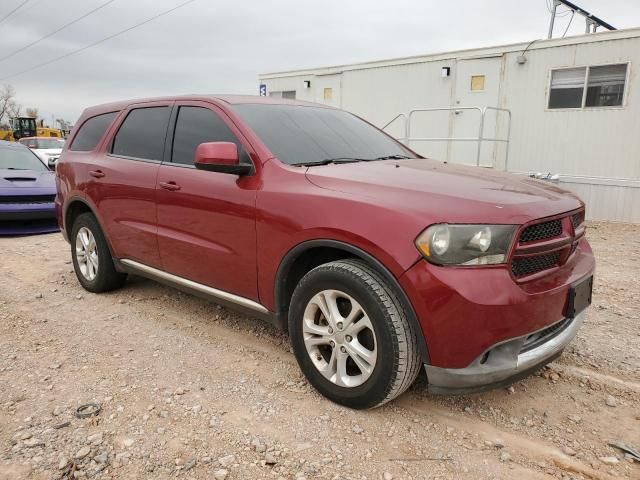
512;251;561;278
519;220;562;243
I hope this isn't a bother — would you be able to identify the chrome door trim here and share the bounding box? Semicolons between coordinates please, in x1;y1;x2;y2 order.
120;259;268;314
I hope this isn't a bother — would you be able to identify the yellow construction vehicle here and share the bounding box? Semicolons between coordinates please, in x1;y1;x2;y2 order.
36;126;64;138
0;117;38;141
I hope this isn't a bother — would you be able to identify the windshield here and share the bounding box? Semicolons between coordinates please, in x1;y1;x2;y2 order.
0;146;48;171
232;104;414;165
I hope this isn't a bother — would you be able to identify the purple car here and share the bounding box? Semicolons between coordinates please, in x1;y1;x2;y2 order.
0;140;59;235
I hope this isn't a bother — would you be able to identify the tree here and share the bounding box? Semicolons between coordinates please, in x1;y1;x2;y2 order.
0;84;21;127
56;118;72;131
25;107;39;119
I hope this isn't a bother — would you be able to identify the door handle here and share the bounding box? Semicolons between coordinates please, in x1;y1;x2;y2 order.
89;170;105;178
159;181;181;192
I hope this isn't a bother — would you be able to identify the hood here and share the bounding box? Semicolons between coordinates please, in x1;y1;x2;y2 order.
33;149;62;162
0;169;56;192
305;159;582;224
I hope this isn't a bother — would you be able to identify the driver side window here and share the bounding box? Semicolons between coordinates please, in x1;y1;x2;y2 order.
171;106;250;166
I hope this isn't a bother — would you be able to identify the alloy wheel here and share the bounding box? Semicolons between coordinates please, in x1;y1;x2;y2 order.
75;226;99;281
302;289;377;388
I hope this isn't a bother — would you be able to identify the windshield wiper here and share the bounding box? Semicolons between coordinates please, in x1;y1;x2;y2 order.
373;154;412;160
294;157;365;167
294;154;413;167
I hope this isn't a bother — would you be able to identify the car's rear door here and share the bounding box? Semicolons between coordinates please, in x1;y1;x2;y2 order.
155;101;259;301
89;101;173;267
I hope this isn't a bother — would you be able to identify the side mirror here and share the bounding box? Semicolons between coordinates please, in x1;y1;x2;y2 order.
194;142;252;175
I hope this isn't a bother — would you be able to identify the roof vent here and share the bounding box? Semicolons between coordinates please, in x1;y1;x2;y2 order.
4;177;37;182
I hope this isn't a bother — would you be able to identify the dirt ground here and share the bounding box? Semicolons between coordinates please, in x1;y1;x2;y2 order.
1;222;639;480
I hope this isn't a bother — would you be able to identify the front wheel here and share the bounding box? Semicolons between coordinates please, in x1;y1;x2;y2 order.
289;259;421;409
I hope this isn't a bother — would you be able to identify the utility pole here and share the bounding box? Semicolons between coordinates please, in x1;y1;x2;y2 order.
547;0;616;39
548;0;559;39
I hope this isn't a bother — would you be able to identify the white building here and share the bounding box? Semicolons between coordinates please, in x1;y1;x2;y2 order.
259;28;640;223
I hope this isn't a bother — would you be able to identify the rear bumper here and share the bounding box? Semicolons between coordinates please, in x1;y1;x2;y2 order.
425;311;584;394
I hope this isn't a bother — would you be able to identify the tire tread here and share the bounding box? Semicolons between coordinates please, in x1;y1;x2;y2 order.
71;213;126;293
291;258;422;408
330;259;422;407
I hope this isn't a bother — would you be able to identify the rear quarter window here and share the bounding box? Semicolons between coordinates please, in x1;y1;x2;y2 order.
69;112;119;152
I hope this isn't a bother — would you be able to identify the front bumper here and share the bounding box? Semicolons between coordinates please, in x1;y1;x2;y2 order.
425;311;585;394
399;238;594;368
0;204;59;235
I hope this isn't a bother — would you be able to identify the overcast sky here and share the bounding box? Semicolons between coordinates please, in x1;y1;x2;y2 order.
1;0;639;124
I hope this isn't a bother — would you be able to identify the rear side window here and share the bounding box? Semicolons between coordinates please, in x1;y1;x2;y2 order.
171;106;248;166
70;112;118;151
111;107;170;161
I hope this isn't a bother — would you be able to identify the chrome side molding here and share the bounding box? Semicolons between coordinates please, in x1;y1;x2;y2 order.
120;259;269;314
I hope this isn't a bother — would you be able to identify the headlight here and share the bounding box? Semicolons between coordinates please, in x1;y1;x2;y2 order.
415;224;517;266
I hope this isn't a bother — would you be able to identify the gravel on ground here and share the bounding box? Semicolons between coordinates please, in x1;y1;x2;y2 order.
1;221;639;479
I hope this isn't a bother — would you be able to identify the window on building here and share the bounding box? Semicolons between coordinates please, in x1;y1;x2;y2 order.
111;107;170;161
171;106;245;166
70;112;118;151
549;67;586;109
268;91;296;99
548;64;628;109
323;88;333;101
585;64;627;107
471;75;485;91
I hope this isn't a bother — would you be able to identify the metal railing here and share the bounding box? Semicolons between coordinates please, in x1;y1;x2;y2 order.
383;106;512;168
381;113;407;142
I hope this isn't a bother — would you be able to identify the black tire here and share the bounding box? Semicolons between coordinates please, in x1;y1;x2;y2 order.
289;259;422;409
70;212;127;293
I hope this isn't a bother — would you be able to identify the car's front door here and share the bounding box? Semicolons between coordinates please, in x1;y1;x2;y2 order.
155;102;259;301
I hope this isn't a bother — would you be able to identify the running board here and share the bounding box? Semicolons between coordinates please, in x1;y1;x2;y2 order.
120;259;269;314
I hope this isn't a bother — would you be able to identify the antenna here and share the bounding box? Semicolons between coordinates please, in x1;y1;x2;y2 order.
547;0;616;39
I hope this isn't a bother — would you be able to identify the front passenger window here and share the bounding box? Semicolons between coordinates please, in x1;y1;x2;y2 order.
171;106;248;166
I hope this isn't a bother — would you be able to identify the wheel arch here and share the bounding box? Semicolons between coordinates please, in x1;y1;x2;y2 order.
275;239;430;363
64;197;120;268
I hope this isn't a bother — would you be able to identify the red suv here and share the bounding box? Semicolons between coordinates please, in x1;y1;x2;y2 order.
56;96;594;409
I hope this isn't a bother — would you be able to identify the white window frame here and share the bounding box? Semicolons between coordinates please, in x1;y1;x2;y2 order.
546;62;630;111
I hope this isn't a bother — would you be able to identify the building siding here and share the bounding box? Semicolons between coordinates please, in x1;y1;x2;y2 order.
260;29;640;223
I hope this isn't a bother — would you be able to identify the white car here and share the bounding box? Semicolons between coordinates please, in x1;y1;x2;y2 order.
18;137;66;169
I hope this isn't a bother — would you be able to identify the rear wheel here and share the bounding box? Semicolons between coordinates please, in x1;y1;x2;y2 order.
71;213;126;293
289;259;421;409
